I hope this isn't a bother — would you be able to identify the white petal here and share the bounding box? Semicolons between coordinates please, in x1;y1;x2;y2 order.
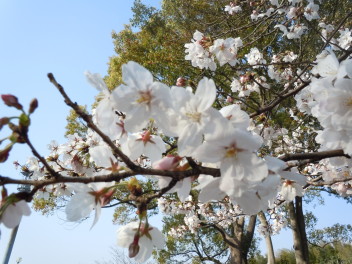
90;203;101;229
116;222;138;248
65;193;95;222
265;156;286;173
194;77;216;112
177;178;192;202
150;226;165;249
135;236;153;263
89;144;116;167
122;61;153;90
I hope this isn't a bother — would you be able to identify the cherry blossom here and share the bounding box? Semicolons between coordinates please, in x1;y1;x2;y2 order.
65;182;115;228
209;37;242;66
116;222;165;263
85;71;122;140
185;31;216;71
122;131;166;163
245;47;267;67
224;2;242;15
0;199;31;229
194;126;268;199
112;61;175;135
219;104;250;129
171;77;220;156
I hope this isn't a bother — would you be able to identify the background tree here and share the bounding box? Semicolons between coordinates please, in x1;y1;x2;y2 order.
103;0;352;263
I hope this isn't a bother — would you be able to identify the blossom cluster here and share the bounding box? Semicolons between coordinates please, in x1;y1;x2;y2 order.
0;1;351;263
295;51;352;155
185;30;242;71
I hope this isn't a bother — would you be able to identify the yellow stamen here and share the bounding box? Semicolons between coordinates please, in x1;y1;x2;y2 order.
186;112;201;123
136;90;152;105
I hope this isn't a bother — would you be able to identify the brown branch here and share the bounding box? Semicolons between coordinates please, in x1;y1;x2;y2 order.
249;43;352;118
321;11;352;51
209;223;240;250
47;73;139;171
279;149;350;162
249;80;310;118
23;134;61;178
0;166;220;187
307;176;352;187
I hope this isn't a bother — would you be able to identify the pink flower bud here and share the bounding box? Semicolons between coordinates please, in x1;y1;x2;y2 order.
128;234;140;258
29;98;38;114
176;77;186;87
0;117;9;130
1;94;23;110
226;96;234;103
0;145;12;163
152;155;182;170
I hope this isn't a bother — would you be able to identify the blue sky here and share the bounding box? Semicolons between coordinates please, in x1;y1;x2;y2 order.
0;0;351;263
0;1;161;263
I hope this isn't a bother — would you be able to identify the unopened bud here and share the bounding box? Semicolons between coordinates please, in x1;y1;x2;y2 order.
152;155;182;170
29;98;38;114
1;94;23;110
0;118;9;130
128;234;140;258
0;145;12;163
226;96;234;103
176;77;186;87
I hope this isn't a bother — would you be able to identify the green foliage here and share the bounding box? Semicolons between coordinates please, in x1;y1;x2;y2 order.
309;243;352;264
275;249;296;264
158;213;229;263
65;106;88;137
32;196;59;216
308;223;352;247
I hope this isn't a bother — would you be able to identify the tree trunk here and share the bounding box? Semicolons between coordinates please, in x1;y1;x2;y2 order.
227;215;257;264
288;201;309;264
258;211;275;264
295;197;309;261
228;216;245;264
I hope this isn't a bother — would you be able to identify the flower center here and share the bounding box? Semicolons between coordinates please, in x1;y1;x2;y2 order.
345;97;352;107
225;145;238;158
137;90;152;105
186;111;201;123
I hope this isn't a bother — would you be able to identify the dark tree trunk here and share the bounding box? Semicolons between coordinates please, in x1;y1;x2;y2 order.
288;199;309;264
228;215;257;264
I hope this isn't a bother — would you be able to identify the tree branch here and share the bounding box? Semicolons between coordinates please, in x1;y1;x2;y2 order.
47;73;139;171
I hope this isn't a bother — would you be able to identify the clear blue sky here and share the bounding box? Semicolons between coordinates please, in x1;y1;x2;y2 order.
0;1;161;263
0;1;351;263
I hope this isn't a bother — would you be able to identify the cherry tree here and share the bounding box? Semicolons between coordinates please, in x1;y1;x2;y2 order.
1;0;352;263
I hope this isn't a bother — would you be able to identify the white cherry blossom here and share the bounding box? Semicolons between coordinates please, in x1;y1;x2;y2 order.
112;61;174;135
0;199;31;229
171;77;220;156
116;222;165;263
122;131;166;163
65;182;115;228
194;126;268;198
